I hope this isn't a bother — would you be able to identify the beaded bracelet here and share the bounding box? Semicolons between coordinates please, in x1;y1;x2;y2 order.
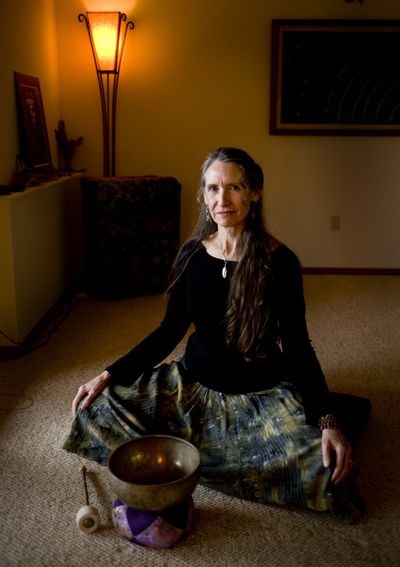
318;413;340;431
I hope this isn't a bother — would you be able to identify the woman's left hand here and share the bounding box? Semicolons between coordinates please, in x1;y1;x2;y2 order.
321;428;353;484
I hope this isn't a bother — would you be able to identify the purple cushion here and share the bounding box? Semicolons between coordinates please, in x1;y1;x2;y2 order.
112;498;194;549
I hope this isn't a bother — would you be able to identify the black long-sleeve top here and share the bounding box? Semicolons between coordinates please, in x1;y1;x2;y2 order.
106;244;331;425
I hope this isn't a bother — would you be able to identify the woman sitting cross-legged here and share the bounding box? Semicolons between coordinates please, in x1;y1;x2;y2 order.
63;147;371;523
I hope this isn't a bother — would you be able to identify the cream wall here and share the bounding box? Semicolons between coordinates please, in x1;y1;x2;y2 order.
55;0;400;269
0;0;59;182
1;0;400;270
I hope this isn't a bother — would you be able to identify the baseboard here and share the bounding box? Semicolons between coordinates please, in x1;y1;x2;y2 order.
1;268;397;356
302;267;400;275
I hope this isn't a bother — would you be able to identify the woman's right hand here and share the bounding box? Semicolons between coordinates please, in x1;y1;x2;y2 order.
71;370;112;416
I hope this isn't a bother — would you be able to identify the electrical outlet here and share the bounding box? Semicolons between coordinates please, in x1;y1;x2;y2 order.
330;215;341;231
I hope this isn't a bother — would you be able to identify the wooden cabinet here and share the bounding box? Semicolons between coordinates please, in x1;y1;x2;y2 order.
81;176;181;298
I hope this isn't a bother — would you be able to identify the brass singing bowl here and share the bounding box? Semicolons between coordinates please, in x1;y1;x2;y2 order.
107;435;201;511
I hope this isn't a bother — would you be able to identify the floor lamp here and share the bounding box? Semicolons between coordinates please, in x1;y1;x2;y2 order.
78;12;134;177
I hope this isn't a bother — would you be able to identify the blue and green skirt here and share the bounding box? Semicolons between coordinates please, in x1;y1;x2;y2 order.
63;358;331;512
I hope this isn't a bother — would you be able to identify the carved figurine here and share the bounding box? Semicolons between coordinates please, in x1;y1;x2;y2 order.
55;120;84;172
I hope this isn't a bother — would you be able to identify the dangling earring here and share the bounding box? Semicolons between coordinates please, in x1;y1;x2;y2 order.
250;202;256;221
205;205;211;223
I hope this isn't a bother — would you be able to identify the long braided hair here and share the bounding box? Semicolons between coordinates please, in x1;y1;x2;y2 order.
170;147;275;361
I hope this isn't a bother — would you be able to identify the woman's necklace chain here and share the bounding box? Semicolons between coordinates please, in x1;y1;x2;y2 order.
220;248;228;278
218;239;235;279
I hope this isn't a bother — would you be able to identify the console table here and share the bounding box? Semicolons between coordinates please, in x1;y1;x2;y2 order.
0;175;83;349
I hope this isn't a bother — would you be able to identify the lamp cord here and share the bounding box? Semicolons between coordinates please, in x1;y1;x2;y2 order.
0;293;84;353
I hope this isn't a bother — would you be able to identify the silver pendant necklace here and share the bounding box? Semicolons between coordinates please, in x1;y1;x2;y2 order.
221;250;228;279
217;236;237;279
218;240;229;279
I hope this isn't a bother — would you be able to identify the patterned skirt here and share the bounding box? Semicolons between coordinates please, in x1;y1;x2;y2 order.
63;358;331;512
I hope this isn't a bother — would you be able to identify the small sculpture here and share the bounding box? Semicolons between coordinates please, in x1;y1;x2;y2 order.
55;120;84;172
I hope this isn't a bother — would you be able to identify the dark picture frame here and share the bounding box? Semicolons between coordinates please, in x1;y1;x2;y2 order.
14;72;53;169
269;19;400;135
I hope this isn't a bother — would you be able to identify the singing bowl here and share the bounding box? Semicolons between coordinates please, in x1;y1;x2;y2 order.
107;435;201;511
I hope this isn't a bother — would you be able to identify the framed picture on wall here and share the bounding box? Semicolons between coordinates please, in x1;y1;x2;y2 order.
14;72;53;170
269;19;400;135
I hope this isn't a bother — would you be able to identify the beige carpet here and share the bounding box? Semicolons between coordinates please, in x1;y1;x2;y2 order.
0;275;399;567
